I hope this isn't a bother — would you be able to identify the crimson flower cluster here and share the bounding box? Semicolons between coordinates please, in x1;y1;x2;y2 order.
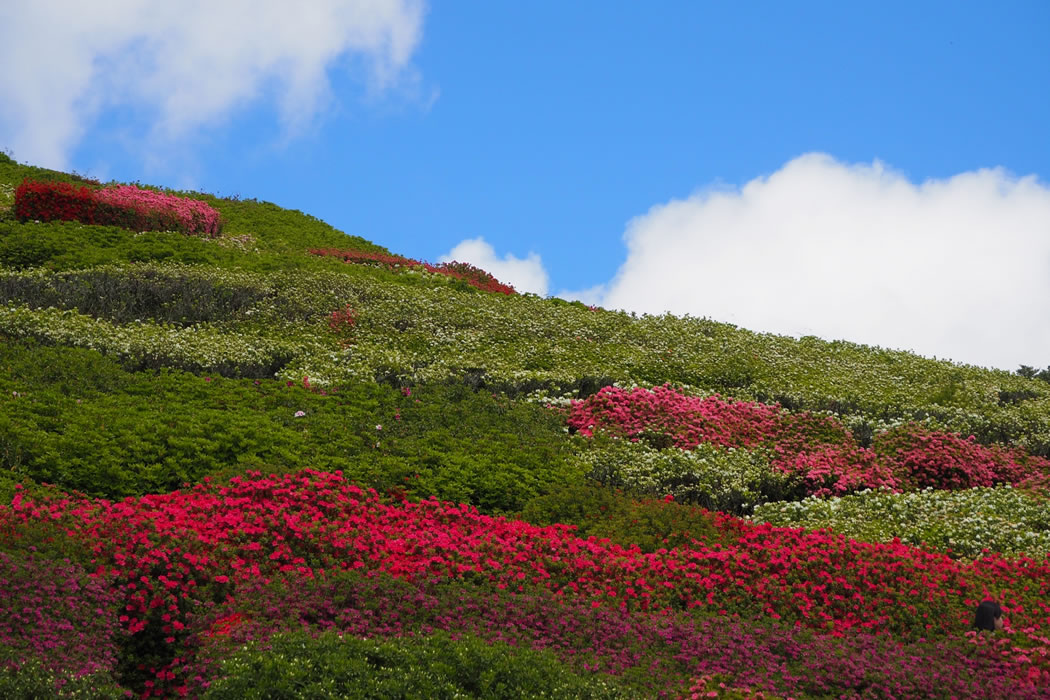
14;180;223;237
568;385;1050;495
310;247;517;295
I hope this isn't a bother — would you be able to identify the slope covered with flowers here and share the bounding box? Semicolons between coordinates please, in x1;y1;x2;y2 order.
1;155;1049;698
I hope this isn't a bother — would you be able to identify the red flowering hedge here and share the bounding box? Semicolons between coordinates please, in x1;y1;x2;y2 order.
14;180;223;237
568;385;1050;495
310;247;517;295
3;470;1049;694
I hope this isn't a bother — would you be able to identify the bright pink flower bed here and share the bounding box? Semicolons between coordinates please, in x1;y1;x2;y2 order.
14;180;222;236
4;469;1049;694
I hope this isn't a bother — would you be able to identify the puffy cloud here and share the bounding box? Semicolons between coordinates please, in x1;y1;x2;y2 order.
587;153;1050;371
0;0;425;169
440;238;550;296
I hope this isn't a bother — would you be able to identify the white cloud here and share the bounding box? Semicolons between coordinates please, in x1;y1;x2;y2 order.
440;238;550;296
0;0;425;169
584;153;1050;372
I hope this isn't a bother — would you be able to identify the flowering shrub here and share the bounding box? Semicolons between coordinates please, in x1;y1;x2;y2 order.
0;659;126;699
873;423;1050;490
310;247;517;295
752;486;1050;560
14;180;222;237
202;629;628;699
94;185;222;237
327;304;356;331
0;551;124;680
574;439;801;513
0;304;300;380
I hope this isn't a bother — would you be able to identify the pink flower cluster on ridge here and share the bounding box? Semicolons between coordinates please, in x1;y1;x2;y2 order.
567;385;1050;496
93;185;222;237
14;179;223;237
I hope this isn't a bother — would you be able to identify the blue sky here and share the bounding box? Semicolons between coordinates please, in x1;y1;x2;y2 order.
2;1;1049;370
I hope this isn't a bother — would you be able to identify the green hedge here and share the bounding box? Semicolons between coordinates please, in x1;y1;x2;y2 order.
203;630;628;700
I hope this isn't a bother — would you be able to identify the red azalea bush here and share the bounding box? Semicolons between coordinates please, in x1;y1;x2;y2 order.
328;304;356;332
14;180;222;237
4;470;1050;694
310;247;517;295
568;386;1050;495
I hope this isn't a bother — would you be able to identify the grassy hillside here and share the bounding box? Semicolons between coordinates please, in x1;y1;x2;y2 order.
1;158;1048;698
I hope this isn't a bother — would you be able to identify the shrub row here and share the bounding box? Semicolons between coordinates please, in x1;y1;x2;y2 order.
569;386;1050;494
573;438;801;514
189;570;1043;699
203;630;627;699
310;247;518;295
0;551;124;680
15;180;222;236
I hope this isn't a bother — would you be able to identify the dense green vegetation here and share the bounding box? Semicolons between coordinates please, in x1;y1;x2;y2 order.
203;631;628;700
0;339;577;511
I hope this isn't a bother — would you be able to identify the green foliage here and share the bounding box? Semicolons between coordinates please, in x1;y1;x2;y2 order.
203;629;628;699
519;482;723;552
752;485;1050;560
576;438;803;515
0;339;578;508
0;660;125;699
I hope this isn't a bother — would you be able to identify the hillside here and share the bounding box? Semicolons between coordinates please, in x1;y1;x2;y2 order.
0;157;1048;698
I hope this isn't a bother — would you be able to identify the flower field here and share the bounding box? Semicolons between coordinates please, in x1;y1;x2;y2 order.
1;157;1049;697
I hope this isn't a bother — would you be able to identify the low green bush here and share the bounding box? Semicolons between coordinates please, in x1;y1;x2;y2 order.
0;659;125;699
518;481;723;552
203;629;628;699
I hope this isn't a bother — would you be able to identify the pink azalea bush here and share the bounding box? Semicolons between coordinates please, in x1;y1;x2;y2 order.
0;551;124;680
310;247;518;295
94;185;222;237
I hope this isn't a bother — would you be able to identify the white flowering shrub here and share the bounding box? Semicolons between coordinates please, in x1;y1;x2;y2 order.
576;439;801;514
751;486;1050;560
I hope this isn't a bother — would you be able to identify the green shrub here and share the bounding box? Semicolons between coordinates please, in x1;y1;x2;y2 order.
519;482;723;552
0;660;125;699
203;629;628;699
